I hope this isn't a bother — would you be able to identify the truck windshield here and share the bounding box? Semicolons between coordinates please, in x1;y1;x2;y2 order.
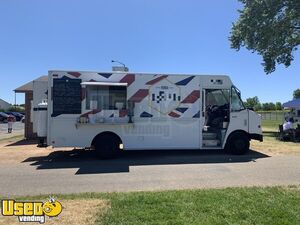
231;86;245;111
206;89;230;106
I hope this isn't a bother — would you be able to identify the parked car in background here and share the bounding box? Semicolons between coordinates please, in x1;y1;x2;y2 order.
5;112;24;121
0;112;9;123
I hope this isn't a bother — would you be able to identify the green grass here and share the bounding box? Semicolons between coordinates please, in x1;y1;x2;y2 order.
258;110;285;131
9;186;300;225
262;120;281;130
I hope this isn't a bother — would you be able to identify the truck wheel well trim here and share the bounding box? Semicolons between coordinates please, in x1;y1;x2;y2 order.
91;131;122;147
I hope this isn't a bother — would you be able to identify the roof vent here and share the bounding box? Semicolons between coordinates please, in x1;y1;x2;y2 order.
111;60;129;72
112;66;129;72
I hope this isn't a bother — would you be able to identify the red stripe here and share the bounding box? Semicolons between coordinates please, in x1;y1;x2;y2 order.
80;109;102;117
119;109;128;117
146;75;168;85
67;72;81;78
129;89;149;102
120;74;135;86
168;111;180;118
181;90;200;103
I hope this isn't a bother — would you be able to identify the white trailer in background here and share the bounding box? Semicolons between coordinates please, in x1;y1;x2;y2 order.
46;70;262;158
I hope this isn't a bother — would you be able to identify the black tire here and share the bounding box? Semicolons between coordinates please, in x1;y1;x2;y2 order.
226;132;250;155
94;134;121;159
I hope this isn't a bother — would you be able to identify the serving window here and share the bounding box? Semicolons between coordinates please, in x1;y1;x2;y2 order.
82;82;127;110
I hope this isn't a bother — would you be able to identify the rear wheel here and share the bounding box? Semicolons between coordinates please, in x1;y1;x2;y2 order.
94;134;121;159
226;132;249;155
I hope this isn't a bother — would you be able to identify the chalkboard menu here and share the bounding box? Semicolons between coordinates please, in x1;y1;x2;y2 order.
52;77;82;117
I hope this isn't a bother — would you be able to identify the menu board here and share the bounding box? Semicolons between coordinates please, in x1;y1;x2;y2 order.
52;77;82;117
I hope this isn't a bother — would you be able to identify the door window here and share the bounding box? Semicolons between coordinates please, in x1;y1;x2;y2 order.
204;89;230;127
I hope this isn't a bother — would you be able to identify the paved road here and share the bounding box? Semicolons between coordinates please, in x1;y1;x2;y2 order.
0;149;299;196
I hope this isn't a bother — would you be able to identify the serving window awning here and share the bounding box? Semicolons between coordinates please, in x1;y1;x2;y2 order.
81;82;128;86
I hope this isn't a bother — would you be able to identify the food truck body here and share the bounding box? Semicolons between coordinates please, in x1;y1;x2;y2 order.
45;70;262;157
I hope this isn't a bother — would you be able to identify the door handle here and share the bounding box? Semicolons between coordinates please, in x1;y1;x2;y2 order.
232;115;237;118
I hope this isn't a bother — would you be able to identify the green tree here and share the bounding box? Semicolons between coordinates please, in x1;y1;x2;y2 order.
244;96;260;108
275;102;282;110
269;102;276;110
253;103;262;111
230;0;300;74
262;103;269;111
293;89;300;99
262;102;276;111
8;106;24;113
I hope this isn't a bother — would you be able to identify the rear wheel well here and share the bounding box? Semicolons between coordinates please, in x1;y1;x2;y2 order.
91;131;122;148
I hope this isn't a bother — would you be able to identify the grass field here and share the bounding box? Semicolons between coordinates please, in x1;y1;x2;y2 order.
97;186;300;225
258;110;287;131
262;120;281;131
250;119;300;155
2;186;298;225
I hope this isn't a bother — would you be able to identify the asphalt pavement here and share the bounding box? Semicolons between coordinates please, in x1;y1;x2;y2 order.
0;149;299;196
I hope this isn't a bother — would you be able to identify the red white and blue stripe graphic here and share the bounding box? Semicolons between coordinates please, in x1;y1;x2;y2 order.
168;107;189;118
59;71;200;119
181;90;200;103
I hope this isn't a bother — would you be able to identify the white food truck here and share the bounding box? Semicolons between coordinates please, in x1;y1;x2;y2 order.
44;70;262;158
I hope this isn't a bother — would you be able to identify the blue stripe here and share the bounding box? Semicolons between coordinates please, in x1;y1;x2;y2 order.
98;73;113;78
175;107;188;113
193;111;200;118
175;76;194;86
140;111;153;117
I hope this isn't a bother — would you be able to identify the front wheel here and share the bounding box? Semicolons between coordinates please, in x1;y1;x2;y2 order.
226;132;250;155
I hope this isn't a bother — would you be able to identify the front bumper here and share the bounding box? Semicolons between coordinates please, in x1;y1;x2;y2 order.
250;133;263;142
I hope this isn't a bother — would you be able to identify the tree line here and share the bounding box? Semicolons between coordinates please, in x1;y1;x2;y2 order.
244;89;300;111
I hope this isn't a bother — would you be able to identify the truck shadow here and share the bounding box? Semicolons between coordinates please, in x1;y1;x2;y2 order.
6;139;37;146
22;149;270;175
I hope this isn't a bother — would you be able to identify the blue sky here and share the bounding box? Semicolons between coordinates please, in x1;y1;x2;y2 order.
0;0;299;104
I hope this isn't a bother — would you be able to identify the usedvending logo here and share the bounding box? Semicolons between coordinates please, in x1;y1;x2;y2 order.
1;197;62;223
